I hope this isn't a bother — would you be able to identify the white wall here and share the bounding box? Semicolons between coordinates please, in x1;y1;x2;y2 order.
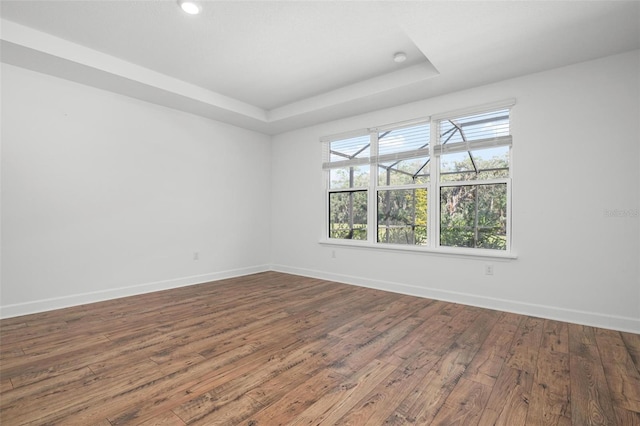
3;51;638;333
271;50;640;333
1;64;272;317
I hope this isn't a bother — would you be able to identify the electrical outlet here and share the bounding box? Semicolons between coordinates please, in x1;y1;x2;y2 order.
331;250;336;259
485;265;494;275
193;252;199;261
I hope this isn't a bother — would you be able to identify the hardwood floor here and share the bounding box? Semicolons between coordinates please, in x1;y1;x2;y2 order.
1;271;639;425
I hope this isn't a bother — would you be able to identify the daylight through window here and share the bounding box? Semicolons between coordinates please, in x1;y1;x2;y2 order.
322;101;513;254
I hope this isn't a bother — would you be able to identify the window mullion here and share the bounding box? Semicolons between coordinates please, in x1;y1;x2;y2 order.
429;120;439;249
506;146;513;252
368;132;378;244
439;177;509;187
506;178;512;252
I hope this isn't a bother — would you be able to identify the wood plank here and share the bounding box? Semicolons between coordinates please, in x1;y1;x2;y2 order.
0;321;68;348
289;359;397;425
0;366;97;416
0;346;24;363
0;360;165;425
163;337;335;425
569;342;618;426
328;316;425;377
137;411;187;426
327;350;440;424
1;271;639;425
620;331;640;372
506;316;544;373
478;367;533;425
568;323;598;357
594;329;640;412
383;309;491;424
104;335;305;425
187;394;265;426
244;368;345;425
328;298;424;341
463;312;522;386
541;319;570;354
614;407;640;426
377;310;452;367
430;377;492;425
0;378;13;393
526;350;571;426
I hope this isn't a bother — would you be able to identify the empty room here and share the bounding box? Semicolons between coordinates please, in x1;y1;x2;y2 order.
1;1;639;425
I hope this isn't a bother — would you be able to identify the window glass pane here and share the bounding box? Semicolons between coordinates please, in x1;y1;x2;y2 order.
379;123;429;156
439;109;509;145
377;188;427;245
440;183;507;250
329;191;368;240
378;157;430;186
330;165;370;189
329;135;370;163
440;146;509;182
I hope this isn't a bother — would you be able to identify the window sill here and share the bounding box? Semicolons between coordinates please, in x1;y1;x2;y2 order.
319;239;518;260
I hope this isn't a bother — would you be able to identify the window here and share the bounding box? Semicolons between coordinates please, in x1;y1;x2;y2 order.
376;122;430;245
435;108;511;250
322;101;514;255
325;133;370;240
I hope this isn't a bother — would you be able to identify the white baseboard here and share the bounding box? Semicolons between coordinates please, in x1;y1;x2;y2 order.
270;264;640;334
4;263;638;334
0;264;270;319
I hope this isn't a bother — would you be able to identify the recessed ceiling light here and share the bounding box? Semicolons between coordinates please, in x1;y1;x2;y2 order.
393;52;407;63
178;0;202;15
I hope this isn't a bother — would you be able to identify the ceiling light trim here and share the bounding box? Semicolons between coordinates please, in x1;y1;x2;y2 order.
178;0;202;15
394;52;407;63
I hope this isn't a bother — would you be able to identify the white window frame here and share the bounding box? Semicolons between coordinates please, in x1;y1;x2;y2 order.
322;129;372;243
321;100;517;259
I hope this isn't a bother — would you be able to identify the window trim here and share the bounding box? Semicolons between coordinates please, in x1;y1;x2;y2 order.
321;100;517;259
318;239;518;259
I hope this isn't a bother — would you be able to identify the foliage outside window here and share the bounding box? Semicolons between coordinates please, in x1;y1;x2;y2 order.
436;109;511;250
322;102;513;254
376;123;430;245
326;134;370;240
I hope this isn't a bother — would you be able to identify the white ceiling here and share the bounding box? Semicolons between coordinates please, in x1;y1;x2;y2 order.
1;1;639;135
